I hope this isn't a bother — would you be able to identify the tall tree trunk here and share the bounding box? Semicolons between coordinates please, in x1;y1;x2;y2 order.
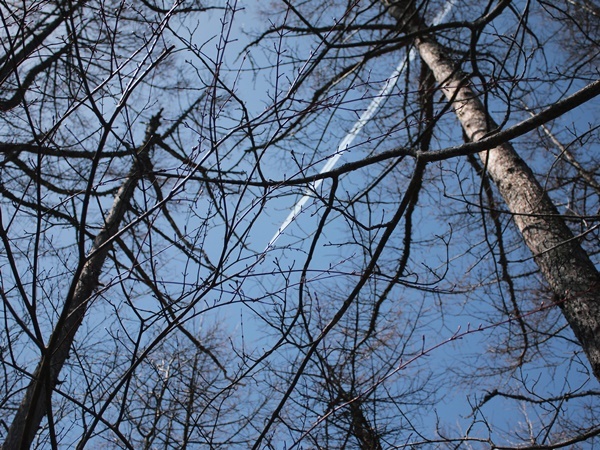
1;113;161;449
384;1;600;381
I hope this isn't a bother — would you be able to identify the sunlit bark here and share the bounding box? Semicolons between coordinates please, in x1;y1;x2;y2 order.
384;0;600;381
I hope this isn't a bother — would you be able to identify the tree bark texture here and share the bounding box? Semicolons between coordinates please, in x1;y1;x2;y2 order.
1;115;161;450
384;0;600;381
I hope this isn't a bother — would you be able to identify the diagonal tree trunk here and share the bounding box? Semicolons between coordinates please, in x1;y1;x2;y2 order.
1;113;162;450
383;0;600;381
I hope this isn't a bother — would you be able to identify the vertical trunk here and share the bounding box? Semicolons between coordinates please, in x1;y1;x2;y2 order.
326;367;383;450
347;397;383;450
384;1;600;380
1;114;160;449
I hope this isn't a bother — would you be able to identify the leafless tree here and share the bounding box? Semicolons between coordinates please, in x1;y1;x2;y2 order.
1;0;599;448
242;0;600;448
0;1;266;447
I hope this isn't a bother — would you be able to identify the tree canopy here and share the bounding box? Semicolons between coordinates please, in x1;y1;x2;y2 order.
1;0;599;448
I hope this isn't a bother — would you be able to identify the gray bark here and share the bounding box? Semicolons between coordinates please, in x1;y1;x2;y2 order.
1;114;161;449
384;1;600;380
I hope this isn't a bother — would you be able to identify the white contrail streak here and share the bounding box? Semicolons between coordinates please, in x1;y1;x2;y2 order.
267;2;455;250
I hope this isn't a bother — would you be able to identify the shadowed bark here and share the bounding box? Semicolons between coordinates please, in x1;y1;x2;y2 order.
1;113;162;450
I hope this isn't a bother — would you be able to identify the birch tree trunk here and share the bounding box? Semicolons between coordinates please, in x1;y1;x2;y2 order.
1;113;161;450
384;0;600;381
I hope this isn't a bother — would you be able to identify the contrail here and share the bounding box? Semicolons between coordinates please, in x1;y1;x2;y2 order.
267;1;455;250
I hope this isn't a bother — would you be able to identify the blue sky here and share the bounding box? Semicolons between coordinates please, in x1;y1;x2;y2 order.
1;0;598;447
159;2;598;447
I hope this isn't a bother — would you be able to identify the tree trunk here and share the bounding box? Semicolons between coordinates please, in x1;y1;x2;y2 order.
384;1;600;381
1;113;161;449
